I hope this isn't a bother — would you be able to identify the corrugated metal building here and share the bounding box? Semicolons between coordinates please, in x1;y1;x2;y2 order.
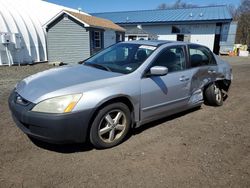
125;25;158;40
45;10;125;64
93;6;236;54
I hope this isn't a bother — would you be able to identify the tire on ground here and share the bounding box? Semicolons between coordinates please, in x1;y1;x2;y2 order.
204;83;223;106
90;102;131;149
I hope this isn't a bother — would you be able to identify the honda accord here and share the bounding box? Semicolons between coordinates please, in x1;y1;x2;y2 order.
9;40;232;149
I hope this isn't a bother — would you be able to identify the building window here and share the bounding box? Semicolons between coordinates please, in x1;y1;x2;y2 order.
116;33;123;42
94;31;101;48
172;26;180;33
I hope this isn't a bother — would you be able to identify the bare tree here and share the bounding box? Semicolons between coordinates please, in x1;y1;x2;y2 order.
156;0;197;9
173;0;182;8
227;4;239;20
157;3;169;10
238;0;250;13
236;0;250;44
173;0;197;8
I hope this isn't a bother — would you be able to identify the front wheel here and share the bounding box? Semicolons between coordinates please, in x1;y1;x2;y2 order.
204;83;223;106
90;103;131;149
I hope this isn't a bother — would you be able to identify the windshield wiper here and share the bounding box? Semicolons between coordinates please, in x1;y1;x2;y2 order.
84;63;112;72
78;60;85;64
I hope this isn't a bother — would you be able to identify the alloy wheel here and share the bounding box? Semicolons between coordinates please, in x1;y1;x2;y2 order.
98;110;127;143
214;84;222;103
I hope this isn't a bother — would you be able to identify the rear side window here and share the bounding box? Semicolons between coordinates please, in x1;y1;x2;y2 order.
152;46;186;73
189;45;216;67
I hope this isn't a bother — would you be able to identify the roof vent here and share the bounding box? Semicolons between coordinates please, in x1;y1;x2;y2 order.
199;12;203;17
63;14;69;20
189;12;193;17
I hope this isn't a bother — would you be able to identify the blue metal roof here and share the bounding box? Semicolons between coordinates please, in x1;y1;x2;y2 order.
93;5;232;24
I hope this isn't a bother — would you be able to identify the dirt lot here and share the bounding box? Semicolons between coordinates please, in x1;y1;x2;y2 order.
0;56;250;187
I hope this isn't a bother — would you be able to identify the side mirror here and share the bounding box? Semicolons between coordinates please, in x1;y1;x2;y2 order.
149;66;168;76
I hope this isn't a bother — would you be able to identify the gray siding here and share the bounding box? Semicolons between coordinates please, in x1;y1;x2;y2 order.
47;16;90;64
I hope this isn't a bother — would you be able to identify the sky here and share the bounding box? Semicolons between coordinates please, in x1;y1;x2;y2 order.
46;0;241;13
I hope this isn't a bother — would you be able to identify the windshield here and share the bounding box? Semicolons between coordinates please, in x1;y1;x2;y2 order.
84;43;157;74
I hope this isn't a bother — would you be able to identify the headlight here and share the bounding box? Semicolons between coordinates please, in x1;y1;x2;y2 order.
32;94;82;113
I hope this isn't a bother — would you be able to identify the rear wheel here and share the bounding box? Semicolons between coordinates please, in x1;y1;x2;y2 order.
204;83;223;106
90;103;131;149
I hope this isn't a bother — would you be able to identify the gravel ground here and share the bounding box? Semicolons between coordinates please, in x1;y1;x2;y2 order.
0;57;250;187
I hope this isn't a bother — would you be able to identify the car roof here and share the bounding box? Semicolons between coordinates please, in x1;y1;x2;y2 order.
121;40;198;47
121;40;171;46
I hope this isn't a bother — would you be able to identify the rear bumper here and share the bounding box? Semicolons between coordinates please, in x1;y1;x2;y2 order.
8;91;93;144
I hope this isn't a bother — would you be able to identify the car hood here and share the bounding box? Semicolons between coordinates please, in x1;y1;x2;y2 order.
16;64;123;103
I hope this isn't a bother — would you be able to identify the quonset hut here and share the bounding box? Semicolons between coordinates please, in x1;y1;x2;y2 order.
0;0;85;65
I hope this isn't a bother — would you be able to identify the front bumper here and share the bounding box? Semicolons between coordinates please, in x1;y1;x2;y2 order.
8;91;93;144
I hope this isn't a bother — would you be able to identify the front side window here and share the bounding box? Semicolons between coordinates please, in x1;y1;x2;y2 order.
84;43;157;74
189;45;216;67
151;46;186;73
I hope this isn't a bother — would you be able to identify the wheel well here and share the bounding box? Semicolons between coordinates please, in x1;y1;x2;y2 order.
96;97;134;113
204;79;231;91
203;79;231;102
86;97;135;140
216;79;231;92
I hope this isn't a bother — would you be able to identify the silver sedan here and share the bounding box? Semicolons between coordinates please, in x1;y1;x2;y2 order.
9;40;232;149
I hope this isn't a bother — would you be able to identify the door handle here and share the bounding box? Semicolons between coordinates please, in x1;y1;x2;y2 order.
179;76;190;82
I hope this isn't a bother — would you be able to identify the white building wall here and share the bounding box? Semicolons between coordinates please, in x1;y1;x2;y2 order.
189;24;216;51
124;25;177;41
190;34;215;51
158;35;177;41
142;25;172;35
123;23;216;51
141;25;177;41
104;30;116;48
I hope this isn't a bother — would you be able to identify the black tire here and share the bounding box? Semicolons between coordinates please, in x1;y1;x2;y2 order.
90;103;131;149
204;83;223;106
